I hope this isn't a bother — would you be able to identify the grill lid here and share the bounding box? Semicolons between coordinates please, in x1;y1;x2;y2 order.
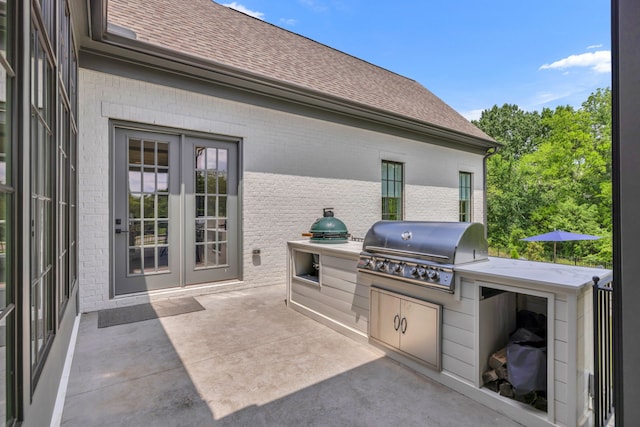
362;221;488;265
309;208;349;243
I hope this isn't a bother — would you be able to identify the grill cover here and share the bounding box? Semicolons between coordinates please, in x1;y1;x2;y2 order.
362;221;488;265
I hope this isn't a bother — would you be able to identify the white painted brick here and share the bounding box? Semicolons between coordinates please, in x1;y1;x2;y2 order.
78;69;486;311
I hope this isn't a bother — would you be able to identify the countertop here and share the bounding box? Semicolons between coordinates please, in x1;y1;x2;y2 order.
288;239;363;256
456;256;613;291
287;240;613;291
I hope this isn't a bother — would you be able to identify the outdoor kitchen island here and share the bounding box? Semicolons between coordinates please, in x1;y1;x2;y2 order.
287;238;612;427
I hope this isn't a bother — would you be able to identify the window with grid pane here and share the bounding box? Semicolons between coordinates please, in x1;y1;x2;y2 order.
382;161;403;220
459;172;472;222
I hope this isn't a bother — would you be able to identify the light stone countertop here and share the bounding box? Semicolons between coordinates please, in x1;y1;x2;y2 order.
287;240;613;291
288;239;363;256
456;256;613;291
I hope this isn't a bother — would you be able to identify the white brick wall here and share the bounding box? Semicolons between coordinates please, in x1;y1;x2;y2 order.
78;68;486;311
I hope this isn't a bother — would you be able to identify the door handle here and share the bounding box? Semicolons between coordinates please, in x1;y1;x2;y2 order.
115;229;129;234
400;317;407;334
393;314;400;331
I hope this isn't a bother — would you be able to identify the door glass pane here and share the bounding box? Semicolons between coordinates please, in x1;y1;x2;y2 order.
157;169;168;192
129;139;142;164
194;147;229;269
129;248;141;274
158;247;169;272
157;142;169;167
129;194;141;219
143;247;155;273
127;138;170;276
143;195;155;218
195;171;205;193
128;168;142;193
143;140;155;164
157;195;168;218
207;196;216;217
142;168;155;193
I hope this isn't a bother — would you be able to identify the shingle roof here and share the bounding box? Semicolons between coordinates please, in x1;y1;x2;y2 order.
106;0;493;142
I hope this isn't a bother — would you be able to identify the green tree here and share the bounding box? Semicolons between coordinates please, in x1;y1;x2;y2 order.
475;89;612;265
473;104;544;249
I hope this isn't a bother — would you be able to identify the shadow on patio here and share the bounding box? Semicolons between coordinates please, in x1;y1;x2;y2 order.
60;285;521;426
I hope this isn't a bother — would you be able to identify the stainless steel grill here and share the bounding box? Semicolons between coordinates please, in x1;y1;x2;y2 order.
357;221;489;292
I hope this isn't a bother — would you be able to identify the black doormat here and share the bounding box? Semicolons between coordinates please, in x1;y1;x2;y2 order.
98;297;205;328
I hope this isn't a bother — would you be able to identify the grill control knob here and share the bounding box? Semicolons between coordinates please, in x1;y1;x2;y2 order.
362;259;372;269
417;267;426;278
409;267;419;277
393;263;403;273
375;261;385;271
427;269;439;280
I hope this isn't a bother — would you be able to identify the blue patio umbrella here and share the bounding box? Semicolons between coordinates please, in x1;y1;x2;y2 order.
521;230;602;262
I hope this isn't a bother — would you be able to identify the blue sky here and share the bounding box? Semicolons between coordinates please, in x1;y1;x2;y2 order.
221;1;611;121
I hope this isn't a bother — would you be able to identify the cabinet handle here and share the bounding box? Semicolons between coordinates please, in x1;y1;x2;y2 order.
401;317;407;334
393;314;400;331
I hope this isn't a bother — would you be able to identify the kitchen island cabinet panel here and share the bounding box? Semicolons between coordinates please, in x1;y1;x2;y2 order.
288;240;613;427
290;287;369;334
288;241;370;339
443;323;474;349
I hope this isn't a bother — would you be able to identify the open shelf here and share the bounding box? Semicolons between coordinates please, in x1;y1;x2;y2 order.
292;249;321;285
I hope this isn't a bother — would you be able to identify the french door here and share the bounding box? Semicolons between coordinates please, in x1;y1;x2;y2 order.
113;128;238;295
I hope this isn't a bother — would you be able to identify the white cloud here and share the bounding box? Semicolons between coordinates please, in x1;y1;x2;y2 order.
222;2;265;19
531;91;572;107
587;44;603;50
539;50;611;74
299;0;328;12
280;18;298;26
461;109;484;121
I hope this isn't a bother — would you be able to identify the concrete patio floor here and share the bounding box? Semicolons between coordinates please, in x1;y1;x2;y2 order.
60;284;522;426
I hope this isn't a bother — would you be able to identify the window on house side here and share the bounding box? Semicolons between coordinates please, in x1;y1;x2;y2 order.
382;161;403;220
459;172;472;222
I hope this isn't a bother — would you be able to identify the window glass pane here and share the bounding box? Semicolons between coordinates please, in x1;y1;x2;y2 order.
459;172;472;222
0;192;5;308
0;66;6;186
381;161;403;220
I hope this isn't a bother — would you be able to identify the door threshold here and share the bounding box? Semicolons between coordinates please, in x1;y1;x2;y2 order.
112;280;246;302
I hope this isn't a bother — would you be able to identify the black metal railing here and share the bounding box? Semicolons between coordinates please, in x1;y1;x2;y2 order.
592;276;614;426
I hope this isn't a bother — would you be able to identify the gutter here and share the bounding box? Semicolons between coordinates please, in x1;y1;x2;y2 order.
483;146;499;239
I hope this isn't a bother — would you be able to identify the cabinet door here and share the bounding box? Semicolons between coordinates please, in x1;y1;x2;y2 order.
370;289;401;349
399;299;440;369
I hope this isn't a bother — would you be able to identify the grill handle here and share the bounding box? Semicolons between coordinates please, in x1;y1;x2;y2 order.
393;314;400;331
